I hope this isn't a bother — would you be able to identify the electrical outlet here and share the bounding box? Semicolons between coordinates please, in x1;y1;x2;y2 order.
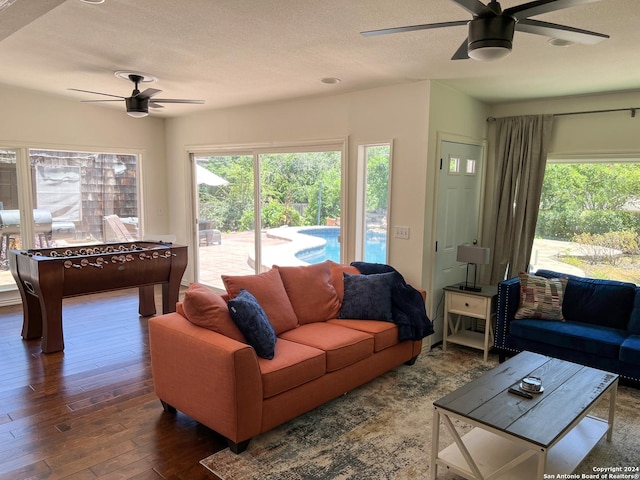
394;226;410;239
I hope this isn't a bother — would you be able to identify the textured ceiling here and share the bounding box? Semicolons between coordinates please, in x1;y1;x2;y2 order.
0;0;637;118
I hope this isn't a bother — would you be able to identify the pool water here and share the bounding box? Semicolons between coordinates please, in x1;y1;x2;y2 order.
295;228;387;264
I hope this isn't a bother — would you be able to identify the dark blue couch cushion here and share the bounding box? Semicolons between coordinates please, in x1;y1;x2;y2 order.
228;289;277;360
628;291;640;335
510;319;626;359
620;335;640;366
535;270;635;330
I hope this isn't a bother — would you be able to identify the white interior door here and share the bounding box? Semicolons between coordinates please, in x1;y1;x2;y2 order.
432;140;485;343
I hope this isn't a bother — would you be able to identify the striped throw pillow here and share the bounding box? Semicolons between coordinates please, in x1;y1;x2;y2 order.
515;273;567;321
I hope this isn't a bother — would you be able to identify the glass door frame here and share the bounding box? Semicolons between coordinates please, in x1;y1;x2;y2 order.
189;138;348;288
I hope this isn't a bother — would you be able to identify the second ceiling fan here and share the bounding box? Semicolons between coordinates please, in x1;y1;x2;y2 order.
361;0;609;61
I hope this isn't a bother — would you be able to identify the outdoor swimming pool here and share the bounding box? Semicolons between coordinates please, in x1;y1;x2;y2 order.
295;228;387;264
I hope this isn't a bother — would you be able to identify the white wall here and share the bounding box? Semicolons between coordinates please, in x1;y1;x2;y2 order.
165;82;432;287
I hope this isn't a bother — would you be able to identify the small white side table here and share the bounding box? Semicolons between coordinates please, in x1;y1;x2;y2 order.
443;284;498;362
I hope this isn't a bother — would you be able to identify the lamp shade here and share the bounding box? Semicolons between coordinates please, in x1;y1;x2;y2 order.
456;245;490;265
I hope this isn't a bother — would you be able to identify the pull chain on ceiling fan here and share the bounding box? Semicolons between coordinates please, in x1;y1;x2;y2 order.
69;72;204;117
361;0;609;61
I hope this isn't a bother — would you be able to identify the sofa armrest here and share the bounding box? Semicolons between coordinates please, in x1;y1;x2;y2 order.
495;277;521;350
149;313;263;444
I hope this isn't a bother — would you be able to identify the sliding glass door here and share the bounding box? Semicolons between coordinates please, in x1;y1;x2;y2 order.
194;144;344;290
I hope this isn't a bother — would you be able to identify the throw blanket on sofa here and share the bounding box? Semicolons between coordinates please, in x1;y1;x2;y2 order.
351;262;434;341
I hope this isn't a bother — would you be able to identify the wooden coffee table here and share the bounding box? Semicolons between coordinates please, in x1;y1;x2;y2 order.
430;351;618;480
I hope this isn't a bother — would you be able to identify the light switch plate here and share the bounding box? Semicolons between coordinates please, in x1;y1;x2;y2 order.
394;226;410;239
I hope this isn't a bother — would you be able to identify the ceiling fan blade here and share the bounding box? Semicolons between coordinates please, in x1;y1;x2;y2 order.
451;38;470;60
361;20;468;37
68;88;125;99
136;88;162;99
151;98;205;104
516;18;609;44
505;0;603;22
451;0;495;16
149;102;165;109
80;99;124;103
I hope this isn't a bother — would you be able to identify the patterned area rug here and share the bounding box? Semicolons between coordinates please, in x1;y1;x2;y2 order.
200;347;640;479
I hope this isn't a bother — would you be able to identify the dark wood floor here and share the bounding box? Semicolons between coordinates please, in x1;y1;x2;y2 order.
0;288;226;479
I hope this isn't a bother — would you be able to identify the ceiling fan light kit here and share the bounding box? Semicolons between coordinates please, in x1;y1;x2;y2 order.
125;96;149;118
467;16;515;61
361;0;609;62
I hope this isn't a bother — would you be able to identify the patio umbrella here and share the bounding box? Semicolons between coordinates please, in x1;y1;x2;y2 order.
196;165;229;186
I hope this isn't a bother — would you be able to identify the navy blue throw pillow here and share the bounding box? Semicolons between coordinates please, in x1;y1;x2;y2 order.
228;289;277;359
339;272;394;321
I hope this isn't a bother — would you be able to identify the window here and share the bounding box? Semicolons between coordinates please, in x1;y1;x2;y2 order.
531;159;640;284
356;143;391;264
193;143;344;290
0;148;140;290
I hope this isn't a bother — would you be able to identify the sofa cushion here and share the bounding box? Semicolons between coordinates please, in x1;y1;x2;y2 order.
222;268;298;335
274;261;341;324
279;323;374;372
628;290;640;335
328;261;360;303
339;272;394;322
620;335;640;366
561;276;636;330
258;339;326;399
327;319;398;352
510;319;626;359
182;283;246;343
228;289;277;360
515;273;567;321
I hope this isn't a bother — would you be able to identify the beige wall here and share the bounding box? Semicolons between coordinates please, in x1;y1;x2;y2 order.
165;81;434;287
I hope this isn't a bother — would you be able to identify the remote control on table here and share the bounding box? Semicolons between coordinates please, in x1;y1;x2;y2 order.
508;387;533;399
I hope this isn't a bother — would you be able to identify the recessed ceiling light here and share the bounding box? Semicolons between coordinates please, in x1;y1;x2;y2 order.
114;71;158;83
80;0;105;4
548;38;575;47
321;77;341;85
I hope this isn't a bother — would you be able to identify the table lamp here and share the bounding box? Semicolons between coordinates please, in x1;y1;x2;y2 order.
456;245;490;292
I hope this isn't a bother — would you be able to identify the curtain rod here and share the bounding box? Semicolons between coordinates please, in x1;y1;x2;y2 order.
487;107;639;122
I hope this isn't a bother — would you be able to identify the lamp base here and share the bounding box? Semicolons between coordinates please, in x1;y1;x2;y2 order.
459;284;482;293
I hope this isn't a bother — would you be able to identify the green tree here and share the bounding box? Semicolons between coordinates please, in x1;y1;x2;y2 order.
537;163;640;239
365;149;390;212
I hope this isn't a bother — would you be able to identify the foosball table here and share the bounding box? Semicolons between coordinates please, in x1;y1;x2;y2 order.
9;241;187;353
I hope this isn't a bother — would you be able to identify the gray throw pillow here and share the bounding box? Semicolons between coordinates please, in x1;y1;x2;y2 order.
228;289;277;359
338;272;394;321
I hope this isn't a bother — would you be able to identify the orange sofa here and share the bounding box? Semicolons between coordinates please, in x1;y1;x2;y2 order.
148;261;427;453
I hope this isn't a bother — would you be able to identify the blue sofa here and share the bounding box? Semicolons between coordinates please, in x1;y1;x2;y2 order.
495;269;640;384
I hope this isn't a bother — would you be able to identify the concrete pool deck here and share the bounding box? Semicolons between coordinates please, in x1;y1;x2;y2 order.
198;226;333;290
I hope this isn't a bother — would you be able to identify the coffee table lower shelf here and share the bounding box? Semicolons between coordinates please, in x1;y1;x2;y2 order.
435;415;609;480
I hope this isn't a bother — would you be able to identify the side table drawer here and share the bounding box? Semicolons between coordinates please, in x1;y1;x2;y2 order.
448;293;486;317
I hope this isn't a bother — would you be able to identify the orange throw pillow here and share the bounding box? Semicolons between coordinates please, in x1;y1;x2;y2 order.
328;260;360;303
222;268;298;335
182;283;246;343
274;261;341;323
